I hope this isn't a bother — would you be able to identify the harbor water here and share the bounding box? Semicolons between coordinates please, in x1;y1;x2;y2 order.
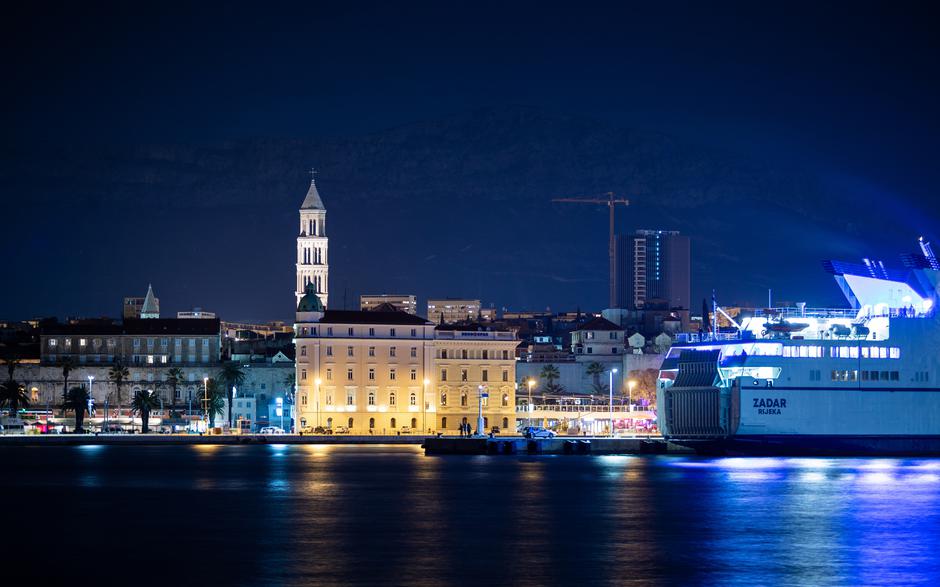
4;445;940;586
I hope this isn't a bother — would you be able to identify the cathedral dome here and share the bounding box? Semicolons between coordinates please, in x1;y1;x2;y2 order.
297;281;325;312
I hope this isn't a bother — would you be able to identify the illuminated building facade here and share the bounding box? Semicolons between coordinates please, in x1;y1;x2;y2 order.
296;176;329;309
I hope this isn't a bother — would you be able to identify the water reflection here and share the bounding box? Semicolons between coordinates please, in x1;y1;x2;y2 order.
3;447;940;586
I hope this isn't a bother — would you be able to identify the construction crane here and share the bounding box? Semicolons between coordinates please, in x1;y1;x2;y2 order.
552;192;630;309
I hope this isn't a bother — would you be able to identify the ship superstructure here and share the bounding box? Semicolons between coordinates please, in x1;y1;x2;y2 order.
658;238;940;455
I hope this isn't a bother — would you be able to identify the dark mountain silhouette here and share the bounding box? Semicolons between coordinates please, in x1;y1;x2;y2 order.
0;106;917;321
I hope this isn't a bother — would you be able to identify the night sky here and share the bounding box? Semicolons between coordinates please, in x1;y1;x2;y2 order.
4;1;940;322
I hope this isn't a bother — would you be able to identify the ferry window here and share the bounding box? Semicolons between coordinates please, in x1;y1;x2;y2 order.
881;371;890;381
890;347;901;359
861;370;869;381
829;347;837;358
891;371;899;381
798;346;808;358
878;347;888;359
839;347;850;359
849;347;859;359
868;371;877;381
861;347;869;359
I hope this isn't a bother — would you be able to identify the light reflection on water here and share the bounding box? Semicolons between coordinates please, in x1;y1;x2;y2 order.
2;446;940;586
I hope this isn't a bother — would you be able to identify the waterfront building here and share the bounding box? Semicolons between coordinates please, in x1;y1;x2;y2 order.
614;230;690;310
294;284;517;434
360;294;418;314
427;298;494;323
221;320;293;339
295;176;329;309
570;316;625;360
178;308;217;319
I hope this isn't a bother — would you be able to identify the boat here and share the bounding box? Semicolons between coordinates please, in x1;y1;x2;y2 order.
658;238;940;455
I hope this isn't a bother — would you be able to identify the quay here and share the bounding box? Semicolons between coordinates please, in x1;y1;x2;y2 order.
424;436;692;455
0;434;425;446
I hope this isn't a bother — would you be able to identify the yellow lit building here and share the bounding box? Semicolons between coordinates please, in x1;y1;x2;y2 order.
294;284;517;434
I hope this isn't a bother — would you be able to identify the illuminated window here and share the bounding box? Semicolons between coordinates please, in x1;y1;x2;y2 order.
440;392;447;406
461;369;468;382
461;393;468;407
502;394;509;407
410;393;417;406
890;347;901;359
79;339;87;347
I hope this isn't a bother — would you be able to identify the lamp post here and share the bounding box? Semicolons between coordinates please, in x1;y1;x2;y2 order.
87;375;94;420
477;384;488;436
315;378;322;428
203;377;209;431
527;378;535;428
423;378;430;434
609;368;618;437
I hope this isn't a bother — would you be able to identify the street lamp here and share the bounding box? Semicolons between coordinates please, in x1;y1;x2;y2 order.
423;378;430;434
527;378;535;427
609;368;618;437
203;377;209;431
315;378;322;428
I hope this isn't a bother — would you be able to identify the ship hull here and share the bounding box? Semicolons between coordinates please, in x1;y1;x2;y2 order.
675;435;940;456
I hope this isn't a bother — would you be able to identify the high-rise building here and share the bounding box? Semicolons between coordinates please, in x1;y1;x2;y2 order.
296;175;329;309
615;230;690;310
360;294;418;314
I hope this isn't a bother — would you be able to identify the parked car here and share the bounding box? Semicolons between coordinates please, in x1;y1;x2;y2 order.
301;425;332;434
399;426;412;434
259;426;285;435
521;426;556;439
333;425;350;434
490;426;501;434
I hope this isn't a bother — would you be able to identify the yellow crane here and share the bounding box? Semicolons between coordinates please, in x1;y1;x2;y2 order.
552;192;630;308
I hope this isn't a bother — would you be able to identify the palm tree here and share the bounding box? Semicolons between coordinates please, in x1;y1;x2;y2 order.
166;367;184;410
202;378;225;428
62;386;90;432
60;356;76;407
283;371;296;405
0;379;29;417
217;361;246;427
1;351;20;383
585;361;605;386
108;359;130;418
540;363;564;394
131;388;161;433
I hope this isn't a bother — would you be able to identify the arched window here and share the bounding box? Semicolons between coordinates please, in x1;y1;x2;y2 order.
502;394;509;407
484;417;489;428
369;418;375;429
411;417;417;429
410;393;417;406
368;392;375;405
348;417;353;429
460;392;468;407
442;416;447;429
440;392;447;406
391;417;397;429
327;417;333;428
502;417;509;429
389;392;396;406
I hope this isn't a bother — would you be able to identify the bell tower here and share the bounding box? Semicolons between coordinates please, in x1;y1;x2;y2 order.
296;171;329;309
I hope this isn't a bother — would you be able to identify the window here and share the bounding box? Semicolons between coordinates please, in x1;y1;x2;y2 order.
301;346;307;357
390;328;396;337
347;346;354;357
369;328;375;336
390;369;397;380
440;392;447;406
326;393;333;405
502;370;509;382
302;394;307;405
586;332;595;340
502;417;509;429
462;349;468;359
440;369;447;382
411;329;417;337
368;392;375;405
609;332;618;339
410;347;417;358
301;369;307;380
410;369;417;381
347;393;354;406
482;369;488;382
48;339;57;348
461;393;468;407
442;417;447;429
502;394;509;407
347;369;353;381
368;368;375;380
411;417;417;429
369;417;375;429
326;368;332;380
390;392;397;406
348;417;354;428
326;346;333;357
390;347;397;357
327;327;333;336
368;346;375;357
410;393;417;406
502;350;509;360
890;347;901;359
391;417;397;428
461;369;468;382
482;350;488;360
441;349;448;359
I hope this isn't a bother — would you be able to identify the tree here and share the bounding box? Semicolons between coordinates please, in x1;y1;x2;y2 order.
0;379;29;417
131;389;161;433
62;386;90;432
1;350;20;383
283;371;296;404
108;359;130;417
217;361;246;427
539;363;565;394
201;378;226;428
166;367;185;409
585;361;606;388
60;356;76;408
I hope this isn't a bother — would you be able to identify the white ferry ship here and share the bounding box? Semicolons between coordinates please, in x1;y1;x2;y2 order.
658;238;940;455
